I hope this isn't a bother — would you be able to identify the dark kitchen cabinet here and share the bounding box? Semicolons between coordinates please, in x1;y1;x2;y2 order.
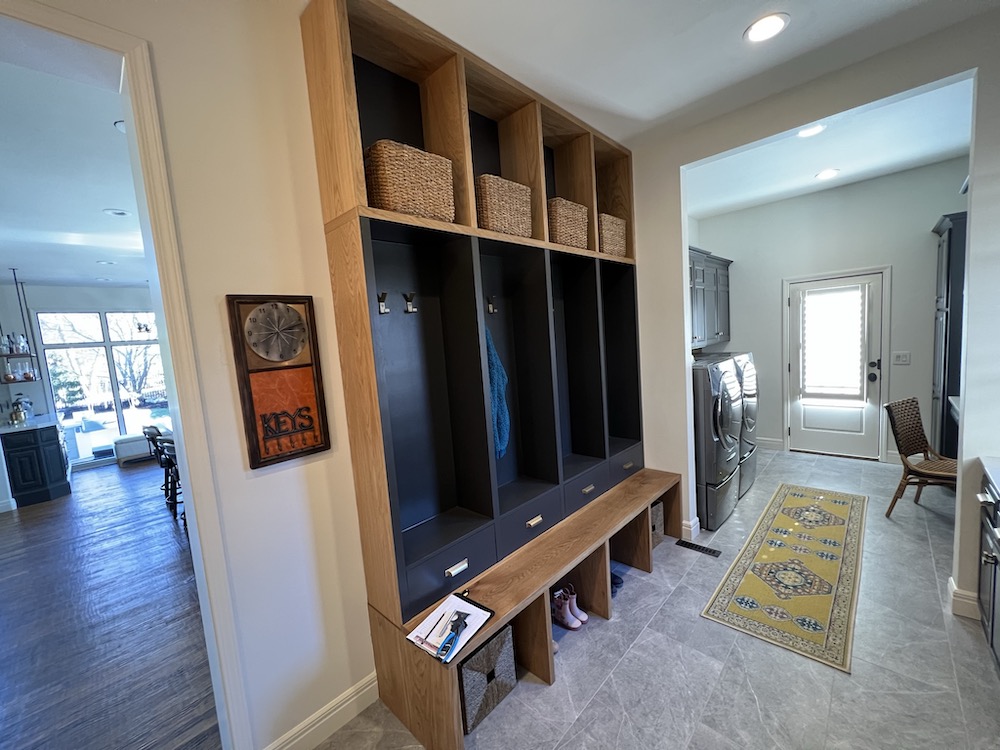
2;425;70;507
932;212;966;457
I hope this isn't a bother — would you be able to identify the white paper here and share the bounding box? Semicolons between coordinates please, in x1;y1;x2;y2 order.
406;593;492;663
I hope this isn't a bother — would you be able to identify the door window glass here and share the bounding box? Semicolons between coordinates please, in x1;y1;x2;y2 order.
802;285;864;398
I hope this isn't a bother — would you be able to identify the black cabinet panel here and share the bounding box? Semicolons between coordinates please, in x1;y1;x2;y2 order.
7;447;44;491
608;442;643;487
353;55;425;151
563;460;610;515
3;426;69;507
601;261;642;448
405;524;497;620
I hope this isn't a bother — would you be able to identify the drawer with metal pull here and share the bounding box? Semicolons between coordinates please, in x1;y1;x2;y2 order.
406;525;497;617
563;461;610;515
608;442;644;488
495;486;564;559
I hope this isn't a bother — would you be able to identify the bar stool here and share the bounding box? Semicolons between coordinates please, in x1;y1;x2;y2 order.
159;438;185;525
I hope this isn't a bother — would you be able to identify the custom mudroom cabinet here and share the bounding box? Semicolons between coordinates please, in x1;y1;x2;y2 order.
301;0;675;746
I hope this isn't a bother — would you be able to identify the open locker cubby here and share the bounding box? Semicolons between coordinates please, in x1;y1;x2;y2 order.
600;261;642;457
594;136;635;259
541;106;599;252
551;253;607;482
479;240;560;516
362;218;496;616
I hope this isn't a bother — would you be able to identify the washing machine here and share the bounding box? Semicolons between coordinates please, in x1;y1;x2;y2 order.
692;357;743;530
698;351;758;498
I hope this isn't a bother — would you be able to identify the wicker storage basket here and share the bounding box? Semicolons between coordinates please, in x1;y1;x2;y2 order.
651;499;665;548
599;213;627;257
547;197;589;249
459;624;516;734
476;174;532;237
364;139;455;222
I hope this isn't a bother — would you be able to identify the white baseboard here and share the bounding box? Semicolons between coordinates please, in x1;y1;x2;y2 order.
264;672;378;750
884;450;901;465
949;577;980;620
755;437;784;451
0;498;14;513
682;518;701;540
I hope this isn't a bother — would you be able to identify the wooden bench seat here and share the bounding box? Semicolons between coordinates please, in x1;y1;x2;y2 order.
369;468;681;750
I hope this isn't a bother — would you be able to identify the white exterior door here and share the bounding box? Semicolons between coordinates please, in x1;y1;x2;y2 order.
787;272;884;458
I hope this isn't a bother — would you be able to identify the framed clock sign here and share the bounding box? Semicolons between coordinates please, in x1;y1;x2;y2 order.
226;294;331;469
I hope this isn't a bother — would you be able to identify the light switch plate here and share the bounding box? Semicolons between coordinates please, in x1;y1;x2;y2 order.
892;351;911;365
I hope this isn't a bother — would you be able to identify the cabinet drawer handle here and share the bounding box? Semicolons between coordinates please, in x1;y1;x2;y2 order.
444;559;469;578
983;551;998;566
979;493;996;508
526;514;543;529
623;461;635;470
582;484;596;495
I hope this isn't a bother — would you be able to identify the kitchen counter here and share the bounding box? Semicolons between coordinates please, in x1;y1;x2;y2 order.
0;415;61;435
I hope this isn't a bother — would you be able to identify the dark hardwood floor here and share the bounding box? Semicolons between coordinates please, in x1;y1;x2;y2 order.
0;459;221;749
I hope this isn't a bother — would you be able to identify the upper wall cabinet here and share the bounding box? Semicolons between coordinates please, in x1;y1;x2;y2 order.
689;247;732;349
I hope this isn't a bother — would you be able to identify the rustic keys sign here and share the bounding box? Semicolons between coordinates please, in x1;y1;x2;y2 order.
226;294;330;468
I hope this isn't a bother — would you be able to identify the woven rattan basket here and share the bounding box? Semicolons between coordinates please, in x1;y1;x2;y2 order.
459;625;516;734
547;197;588;249
476;174;532;237
364;139;455;222
599;213;627;257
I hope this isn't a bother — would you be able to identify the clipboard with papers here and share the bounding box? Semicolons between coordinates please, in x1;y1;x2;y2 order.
406;593;493;664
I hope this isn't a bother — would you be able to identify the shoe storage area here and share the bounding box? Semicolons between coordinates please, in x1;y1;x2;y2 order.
301;0;678;747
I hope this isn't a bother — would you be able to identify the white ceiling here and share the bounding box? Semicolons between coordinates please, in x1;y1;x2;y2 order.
685;76;974;219
1;1;996;286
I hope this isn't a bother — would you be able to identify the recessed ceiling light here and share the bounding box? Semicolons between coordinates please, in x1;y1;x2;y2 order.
96;260;117;265
816;168;841;180
95;277;112;282
114;120;126;134
103;208;131;217
797;124;826;138
744;13;790;42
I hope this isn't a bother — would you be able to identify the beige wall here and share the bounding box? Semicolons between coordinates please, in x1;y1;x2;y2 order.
696;157;969;447
16;1;372;748
629;10;1000;613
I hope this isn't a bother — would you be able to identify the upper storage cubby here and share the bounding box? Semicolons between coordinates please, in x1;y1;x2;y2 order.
541;106;599;253
300;0;635;262
465;61;548;242
594;137;635;260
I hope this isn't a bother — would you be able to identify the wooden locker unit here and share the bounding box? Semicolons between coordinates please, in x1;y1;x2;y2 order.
301;1;676;746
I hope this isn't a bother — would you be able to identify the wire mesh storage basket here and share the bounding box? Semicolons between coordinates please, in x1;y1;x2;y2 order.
599;213;627;257
459;624;516;734
364;139;455;222
547;197;589;249
476;174;532;237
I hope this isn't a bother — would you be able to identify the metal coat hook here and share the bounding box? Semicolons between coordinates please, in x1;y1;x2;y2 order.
486;296;499;315
403;293;418;314
378;292;390;315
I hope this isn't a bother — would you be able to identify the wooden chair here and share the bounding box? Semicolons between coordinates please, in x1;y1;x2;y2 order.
884;397;957;518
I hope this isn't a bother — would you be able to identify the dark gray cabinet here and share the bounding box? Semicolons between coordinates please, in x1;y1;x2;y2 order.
689;247;732;349
3;425;70;507
362;217;643;620
932;212;966;457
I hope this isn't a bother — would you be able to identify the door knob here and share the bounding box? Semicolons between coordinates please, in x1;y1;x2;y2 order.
867;372;878;382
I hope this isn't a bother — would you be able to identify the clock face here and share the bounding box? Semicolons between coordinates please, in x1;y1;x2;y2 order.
244;302;308;363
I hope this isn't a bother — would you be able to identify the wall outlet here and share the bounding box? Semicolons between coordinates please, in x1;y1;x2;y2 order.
892;351;911;366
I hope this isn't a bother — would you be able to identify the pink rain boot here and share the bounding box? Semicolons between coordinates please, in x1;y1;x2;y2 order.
564;583;589;624
552;590;582;630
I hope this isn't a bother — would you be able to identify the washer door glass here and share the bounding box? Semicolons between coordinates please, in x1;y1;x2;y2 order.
742;361;758;431
714;370;743;450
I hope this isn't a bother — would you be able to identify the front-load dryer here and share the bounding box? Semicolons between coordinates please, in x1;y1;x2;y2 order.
692;358;743;530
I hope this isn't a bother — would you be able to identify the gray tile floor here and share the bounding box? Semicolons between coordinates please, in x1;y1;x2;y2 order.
318;450;1000;749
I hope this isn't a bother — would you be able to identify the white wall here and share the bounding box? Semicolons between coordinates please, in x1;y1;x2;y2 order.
8;2;373;749
696;157;969;446
629;9;1000;616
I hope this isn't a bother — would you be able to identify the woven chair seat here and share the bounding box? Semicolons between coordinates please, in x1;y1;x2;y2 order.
909;457;957;477
884;397;957;518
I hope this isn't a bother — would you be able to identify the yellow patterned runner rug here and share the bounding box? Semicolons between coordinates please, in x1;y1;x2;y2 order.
702;484;867;672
